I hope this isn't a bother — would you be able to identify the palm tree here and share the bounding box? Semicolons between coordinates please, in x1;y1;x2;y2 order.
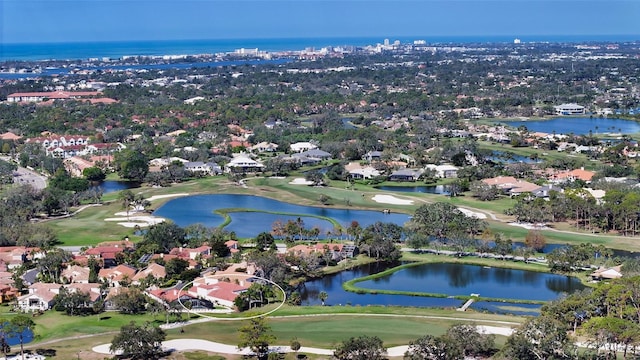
319;291;328;306
118;189;135;220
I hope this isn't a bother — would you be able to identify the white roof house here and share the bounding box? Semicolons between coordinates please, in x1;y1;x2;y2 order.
290;142;318;153
424;164;459;178
225;155;264;173
554;103;585;115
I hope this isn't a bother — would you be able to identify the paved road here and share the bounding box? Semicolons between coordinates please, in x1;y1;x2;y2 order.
12;166;47;190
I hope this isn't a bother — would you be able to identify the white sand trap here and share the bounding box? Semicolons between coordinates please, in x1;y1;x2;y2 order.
372;194;414;205
457;207;487;219
508;222;549;230
477;325;515;336
146;193;189;202
289;178;314;185
105;215;166;228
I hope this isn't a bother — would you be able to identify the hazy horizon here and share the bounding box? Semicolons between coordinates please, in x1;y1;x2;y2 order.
2;1;639;44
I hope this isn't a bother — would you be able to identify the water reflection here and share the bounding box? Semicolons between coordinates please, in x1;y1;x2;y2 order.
300;262;583;311
153;194;411;238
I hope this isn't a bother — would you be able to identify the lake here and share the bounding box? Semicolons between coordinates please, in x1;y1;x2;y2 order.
301;262;583;315
91;180;139;194
153;194;411;238
502;117;640;135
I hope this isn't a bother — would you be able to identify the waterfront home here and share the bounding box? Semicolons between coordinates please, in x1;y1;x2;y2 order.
287;243;357;260
554;103;585;115
224;154;264;173
347;165;381;180
389;168;424;182
184;161;222;175
590;265;623;281
481;176;541;196
424;164;459;178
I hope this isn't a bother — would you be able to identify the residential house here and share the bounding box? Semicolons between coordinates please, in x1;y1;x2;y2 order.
550;168;596;183
482;176;541;196
389;168;424;182
290;142;318;153
250;142;279;153
225;240;240;254
132;263;166;285
84;246;130;268
169;246;212;261
184;161;222;175
0;132;22;141
532;185;563;199
0;247;43;269
225;154;264;173
98;264;137;287
287;243;357;260
189;277;249;308
16;282;101;312
61;265;91;284
17;283;60;311
363;150;383;162
424;164;459;178
590;265;623;281
554;103;585;115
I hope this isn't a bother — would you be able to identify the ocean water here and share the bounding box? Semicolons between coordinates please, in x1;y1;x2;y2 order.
1;34;638;62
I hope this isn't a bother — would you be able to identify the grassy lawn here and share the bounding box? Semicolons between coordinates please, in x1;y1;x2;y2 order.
17;306;522;359
168;312;516;348
48;171;640;251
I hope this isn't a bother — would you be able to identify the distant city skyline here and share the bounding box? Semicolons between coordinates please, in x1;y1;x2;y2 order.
2;0;639;44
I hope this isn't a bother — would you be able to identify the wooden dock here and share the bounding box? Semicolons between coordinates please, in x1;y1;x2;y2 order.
456;294;480;312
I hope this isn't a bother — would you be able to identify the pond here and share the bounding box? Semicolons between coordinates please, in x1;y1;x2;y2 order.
90;180;139;194
486;151;542;164
1;326;34;346
301;262;583;315
502;117;640;136
377;185;450;195
153;194;411;238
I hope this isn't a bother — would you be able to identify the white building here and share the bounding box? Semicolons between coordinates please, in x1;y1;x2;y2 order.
554;103;585;115
424;164;459;178
290;142;318;153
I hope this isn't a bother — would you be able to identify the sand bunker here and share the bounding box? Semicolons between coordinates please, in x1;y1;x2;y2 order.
371;194;414;205
457;207;487;219
105;215;166;228
508;222;549;230
289;178;314;185
146;193;189;202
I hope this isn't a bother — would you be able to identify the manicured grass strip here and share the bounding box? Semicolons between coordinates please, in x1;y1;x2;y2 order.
214;208;343;229
343;257;589;304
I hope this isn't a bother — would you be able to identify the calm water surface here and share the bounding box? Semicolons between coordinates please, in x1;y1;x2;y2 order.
301;262;583;315
358;263;585;302
153;194;411;238
503;117;640;135
91;180;139;194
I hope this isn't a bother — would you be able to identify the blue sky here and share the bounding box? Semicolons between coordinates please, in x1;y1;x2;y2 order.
2;0;639;43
